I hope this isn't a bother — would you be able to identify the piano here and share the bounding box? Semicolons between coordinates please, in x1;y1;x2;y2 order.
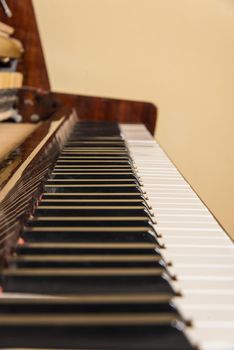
0;1;234;349
1;110;234;349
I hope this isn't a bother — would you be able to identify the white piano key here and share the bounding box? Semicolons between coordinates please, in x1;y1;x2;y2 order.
144;189;195;194
174;294;234;305
166;246;234;256
137;171;179;175
122;123;234;349
178;308;234;322
165;244;233;251
147;190;198;195
163;255;234;265
160;237;230;246
175;299;234;311
201;341;234;350
159;231;226;238
156;222;221;230
172;279;234;291
157;227;225;234
134;160;172;164
146;190;199;195
156;215;215;222
168;265;234;277
177;279;234;290
153;207;210;213
143;185;190;189
187;328;234;350
138;173;183;178
149;197;202;204
153;204;207;211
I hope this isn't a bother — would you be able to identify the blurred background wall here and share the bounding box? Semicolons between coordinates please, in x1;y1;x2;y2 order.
33;0;234;238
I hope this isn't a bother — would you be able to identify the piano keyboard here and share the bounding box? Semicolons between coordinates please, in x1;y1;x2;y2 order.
121;124;234;350
0;121;233;349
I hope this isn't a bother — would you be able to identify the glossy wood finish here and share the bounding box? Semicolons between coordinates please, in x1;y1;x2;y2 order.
52;92;157;135
1;0;50;89
16;90;157;135
0;109;77;263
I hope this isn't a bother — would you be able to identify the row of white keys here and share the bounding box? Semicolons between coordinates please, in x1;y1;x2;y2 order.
120;124;234;350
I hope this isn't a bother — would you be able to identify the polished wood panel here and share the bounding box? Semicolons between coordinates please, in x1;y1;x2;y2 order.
0;109;77;262
16;90;157;135
1;0;50;89
52;92;157;135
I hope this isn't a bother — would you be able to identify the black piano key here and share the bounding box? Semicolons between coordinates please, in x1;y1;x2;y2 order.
51;173;138;179
60;141;126;146
42;193;145;200
54;164;133;169
70;132;122;137
63;142;126;145
0;295;186;348
64;146;128;151
0;298;176;314
0;321;192;350
64;142;126;147
11;262;162;269
46;179;138;185
26;218;151;227
63;143;126;146
22;228;157;244
44;184;142;193
70;131;122;137
10;254;163;269
16;245;159;256
57;152;129;161
66;141;125;145
57;155;130;159
70;127;121;135
54;168;135;173
39;199;146;207
71;120;120;131
2;268;174;295
70;131;122;136
34;207;149;217
60;150;128;153
55;160;132;166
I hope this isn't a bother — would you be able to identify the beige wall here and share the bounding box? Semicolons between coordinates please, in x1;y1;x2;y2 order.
33;0;234;238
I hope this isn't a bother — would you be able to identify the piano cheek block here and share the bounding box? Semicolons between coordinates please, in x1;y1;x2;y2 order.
0;324;192;350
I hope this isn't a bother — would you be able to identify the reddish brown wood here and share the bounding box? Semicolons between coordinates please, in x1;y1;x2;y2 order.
16;90;157;135
51;92;157;135
0;0;50;89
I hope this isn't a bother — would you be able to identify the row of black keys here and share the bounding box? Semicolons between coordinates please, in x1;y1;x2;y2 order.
0;123;192;349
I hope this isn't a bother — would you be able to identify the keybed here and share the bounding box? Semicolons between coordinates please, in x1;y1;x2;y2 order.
121;123;234;350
